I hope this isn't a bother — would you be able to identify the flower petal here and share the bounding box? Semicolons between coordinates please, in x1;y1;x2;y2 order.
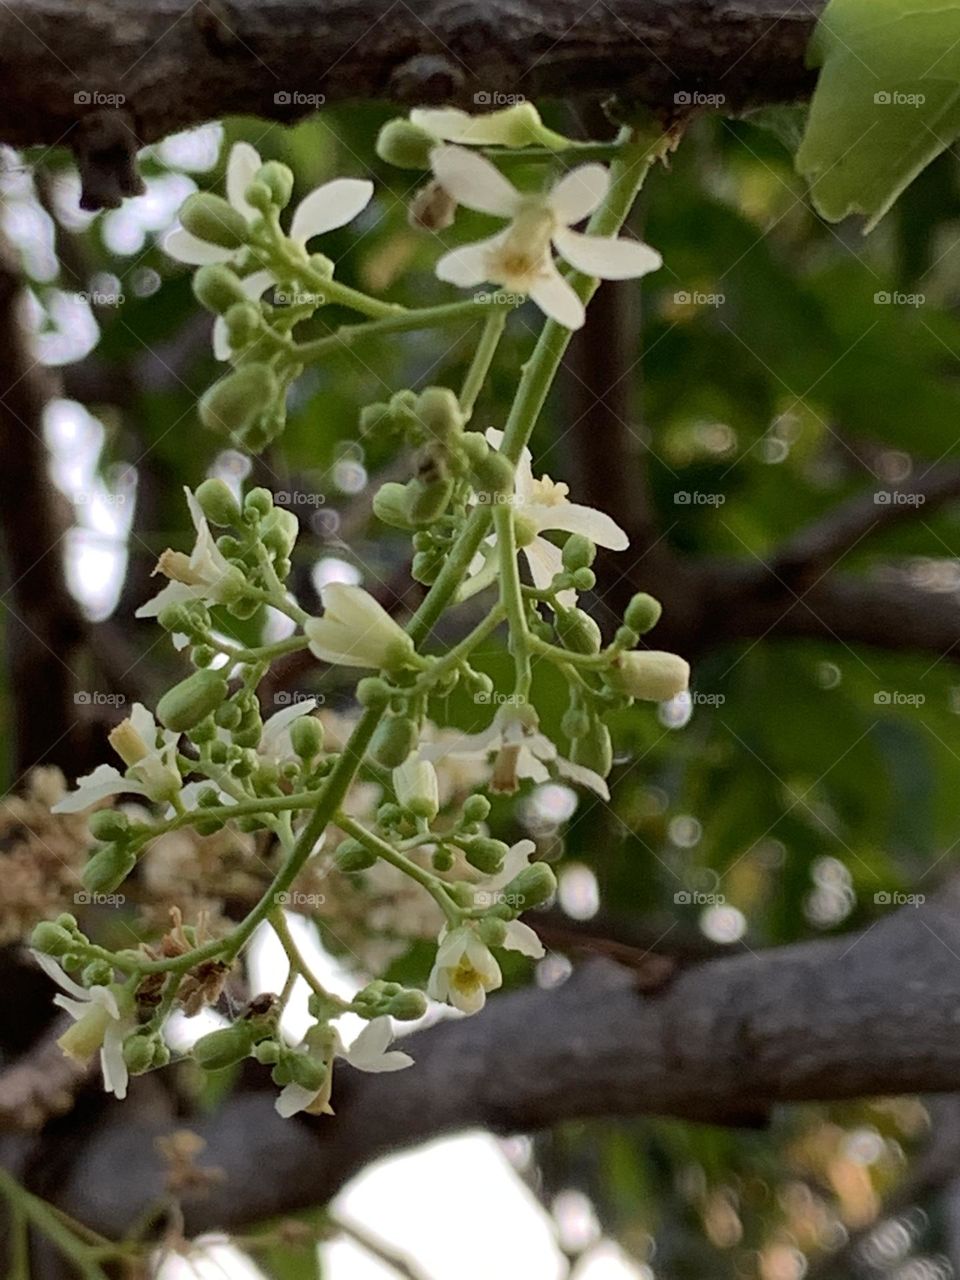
430;145;520;218
550;164;610;225
50;764;144;813
553;228;662;280
101;1022;129;1099
484;428;536;502
502;919;545;958
34;951;87;999
435;231;507;288
275;1081;318;1118
555;756;610;800
527;264;585;330
290;178;374;244
522;536;566;594
212;316;231;362
526;500;629;551
163;227;231;266
226;141;262;223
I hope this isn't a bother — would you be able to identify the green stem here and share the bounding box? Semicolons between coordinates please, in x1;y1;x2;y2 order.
494;504;532;699
411;604;505;695
336;814;460;925
269;908;349;1009
460;307;509;419
0;1169;112;1280
293;298;513;362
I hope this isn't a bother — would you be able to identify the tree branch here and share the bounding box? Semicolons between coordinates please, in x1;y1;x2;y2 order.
27;889;960;1239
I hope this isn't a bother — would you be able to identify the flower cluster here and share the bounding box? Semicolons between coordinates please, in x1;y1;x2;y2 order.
30;108;688;1119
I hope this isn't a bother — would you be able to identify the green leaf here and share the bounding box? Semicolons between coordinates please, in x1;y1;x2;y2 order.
797;0;960;229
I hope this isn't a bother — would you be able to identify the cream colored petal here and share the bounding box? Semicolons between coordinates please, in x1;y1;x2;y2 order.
522;536;565;593
429;145;520;217
34;952;87;999
555;756;610;800
527;264;585;330
549;163;610;224
527;500;629;550
50;764;140;813
163;227;231;265
275;1082;319;1118
553;227;663;280
435;232;507;287
502;920;546;958
100;1022;129;1099
290;178;373;244
226;141;262;222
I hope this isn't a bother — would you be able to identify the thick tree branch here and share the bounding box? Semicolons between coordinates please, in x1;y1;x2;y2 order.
26;890;960;1239
0;0;824;206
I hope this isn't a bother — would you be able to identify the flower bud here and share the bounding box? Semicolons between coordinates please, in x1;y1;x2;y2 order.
195;477;241;526
555;606;601;654
624;592;662;635
82;960;114;987
224;300;261;346
393;757;439;821
193;1023;256;1070
305;584;416;672
261;507;299;558
372;481;415;529
408;179;457;232
192;264;248;315
199;364;279;436
408;473;455;524
388;989;428;1020
255;161;294;209
570;719;612;777
123;1032;158;1075
562;535;596;571
87;808;130;842
244;486;273;518
461;836;508;874
478;916;508;947
180;193;249;249
285;1051;328;1092
82;843;136;894
369;715;419;768
356;676;392;708
416;387;465;442
375;118;435;169
609;651;689;701
289;716;324;760
471;449;514;497
503;861;557;910
157;669;229;733
335;838;378;872
30;920;75;956
462;794;491;824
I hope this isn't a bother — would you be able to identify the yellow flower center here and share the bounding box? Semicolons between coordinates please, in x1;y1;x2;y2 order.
451;959;486;999
489;200;555;289
58;1003;112;1064
109;719;149;767
529;476;570;507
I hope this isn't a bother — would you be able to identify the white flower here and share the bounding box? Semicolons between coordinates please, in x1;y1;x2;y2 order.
258;699;318;765
427;924;503;1014
305;584;414;670
474;839;546;959
53;703;181;812
165;141;373;266
430;144;662;329
34;952;135;1099
421;706;609;799
136;487;243;620
275;1016;412;1118
473;428;627;608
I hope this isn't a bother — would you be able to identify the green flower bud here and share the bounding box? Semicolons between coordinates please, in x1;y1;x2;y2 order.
208;739;230;765
244;487;273;518
253;1039;280;1064
191;645;216;669
193;1023;256;1070
503;861;557;911
615;625;639;649
180;193;249;249
608;651;690;702
571;567;596;591
432;845;455;872
370;715;418;768
388;989;428;1020
285;1051;328;1092
82;843;137;894
289;715;324;760
471;449;514;496
214;700;243;730
260;507;299;559
123;1032;158;1075
157;669;229;733
460;432;490;466
461;836;508;875
82;960;114;987
561;705;591;740
255;161;294;209
408;474;455;524
411;549;443;584
624;592;663;635
192;264;248;315
356;676;392;708
478;916;508;947
375;118;435;170
195;477;241;526
415;386;465;441
359;401;391;435
87;809;130;842
223;300;261;347
30;920;75;956
157;603;193;634
243;180;272;212
393;757;439;821
555;606;602;655
199;364;279;436
570;717;613;777
372;481;415;529
562;535;596;572
335;838;378;872
462;793;491;824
